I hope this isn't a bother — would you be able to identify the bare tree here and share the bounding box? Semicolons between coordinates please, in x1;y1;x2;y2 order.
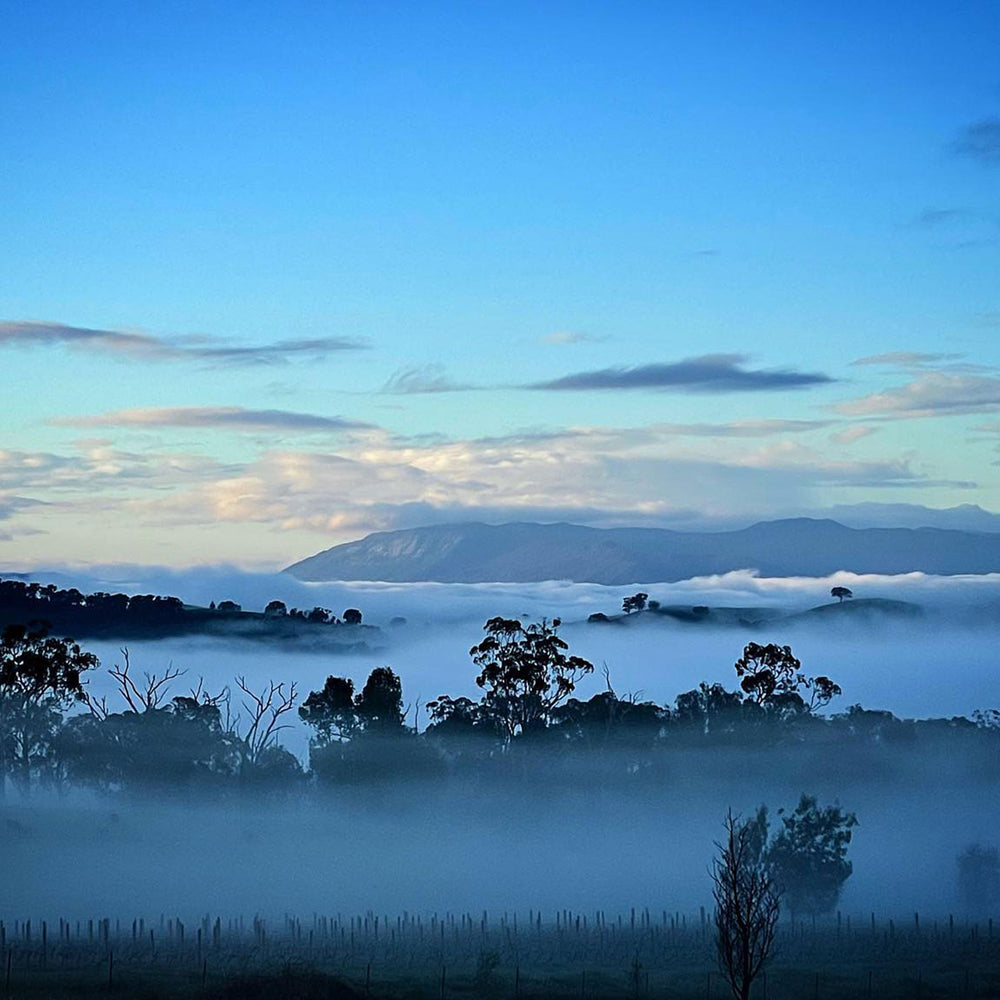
711;810;780;1000
231;676;298;769
106;649;184;713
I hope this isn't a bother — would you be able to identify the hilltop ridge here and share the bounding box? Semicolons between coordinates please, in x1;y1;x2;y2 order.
284;518;1000;584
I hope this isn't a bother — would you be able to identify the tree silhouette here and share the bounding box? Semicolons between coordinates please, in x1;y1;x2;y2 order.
622;593;648;614
831;586;853;603
299;676;358;743
355;667;406;734
766;795;857;917
343;608;362;625
470;617;594;741
0;623;98;795
956;843;1000;916
734;643;841;716
712;810;780;1000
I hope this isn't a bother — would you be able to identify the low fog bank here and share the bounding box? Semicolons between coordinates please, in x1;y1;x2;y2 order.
9;564;1000;627
4;758;997;923
5;569;998;929
78;614;999;762
13;565;997;738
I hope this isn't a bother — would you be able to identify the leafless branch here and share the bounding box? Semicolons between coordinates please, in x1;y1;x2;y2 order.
108;649;185;713
712;810;780;1000
232;676;298;765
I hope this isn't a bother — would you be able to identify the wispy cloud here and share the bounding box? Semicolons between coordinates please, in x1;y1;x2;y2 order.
830;425;878;445
0;495;44;519
852;351;962;368
0;321;368;366
953;117;1000;166
531;354;834;393
909;208;971;228
51;406;374;433
0;445;236;492
655;419;831;437
837;372;1000;418
381;365;473;394
542;331;607;345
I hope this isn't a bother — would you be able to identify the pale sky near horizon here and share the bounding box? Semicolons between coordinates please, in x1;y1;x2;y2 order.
2;1;999;567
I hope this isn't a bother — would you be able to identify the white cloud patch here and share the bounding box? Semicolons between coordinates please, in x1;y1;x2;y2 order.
830;425;878;445
0;417;978;564
837;372;1000;418
104;429;975;540
542;331;607;345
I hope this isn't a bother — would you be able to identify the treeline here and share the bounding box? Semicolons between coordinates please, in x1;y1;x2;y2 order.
0;577;185;624
1;616;999;803
0;577;366;636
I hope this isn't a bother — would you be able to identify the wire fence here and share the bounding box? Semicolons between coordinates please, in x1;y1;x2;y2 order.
2;907;998;998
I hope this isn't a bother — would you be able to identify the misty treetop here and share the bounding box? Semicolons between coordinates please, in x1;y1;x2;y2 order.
1;612;998;801
734;643;842;716
0;622;99;798
467;616;595;740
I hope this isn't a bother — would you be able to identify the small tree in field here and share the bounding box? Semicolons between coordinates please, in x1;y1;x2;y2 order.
767;795;857;917
831;586;853;603
712;810;780;1000
956;843;1000;916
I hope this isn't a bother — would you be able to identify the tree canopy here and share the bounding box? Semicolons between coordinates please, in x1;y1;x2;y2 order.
469;617;594;740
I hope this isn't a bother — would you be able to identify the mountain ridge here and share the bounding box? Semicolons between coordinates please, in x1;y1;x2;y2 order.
284;518;1000;584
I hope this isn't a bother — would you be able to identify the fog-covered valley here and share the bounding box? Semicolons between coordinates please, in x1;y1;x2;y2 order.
2;567;998;935
5;761;998;922
56;566;1000;744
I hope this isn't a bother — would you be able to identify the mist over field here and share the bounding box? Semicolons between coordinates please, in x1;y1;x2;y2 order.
2;567;997;938
4;745;998;923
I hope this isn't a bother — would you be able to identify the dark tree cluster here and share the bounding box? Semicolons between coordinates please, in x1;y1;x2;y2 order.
1;616;997;815
261;600;363;626
0;578;369;638
0;577;184;627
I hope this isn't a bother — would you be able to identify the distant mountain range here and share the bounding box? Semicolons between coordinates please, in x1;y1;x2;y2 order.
816;502;1000;533
284;518;1000;584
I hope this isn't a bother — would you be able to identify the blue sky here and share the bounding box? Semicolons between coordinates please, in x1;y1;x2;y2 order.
1;1;999;566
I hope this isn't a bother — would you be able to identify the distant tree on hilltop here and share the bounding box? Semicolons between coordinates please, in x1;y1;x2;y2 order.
622;592;648;614
831;586;853;603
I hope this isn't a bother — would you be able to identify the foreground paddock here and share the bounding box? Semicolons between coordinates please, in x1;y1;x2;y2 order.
2;909;997;999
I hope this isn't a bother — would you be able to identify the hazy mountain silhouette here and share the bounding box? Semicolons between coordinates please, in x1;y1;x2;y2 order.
820;502;1000;533
285;518;1000;584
